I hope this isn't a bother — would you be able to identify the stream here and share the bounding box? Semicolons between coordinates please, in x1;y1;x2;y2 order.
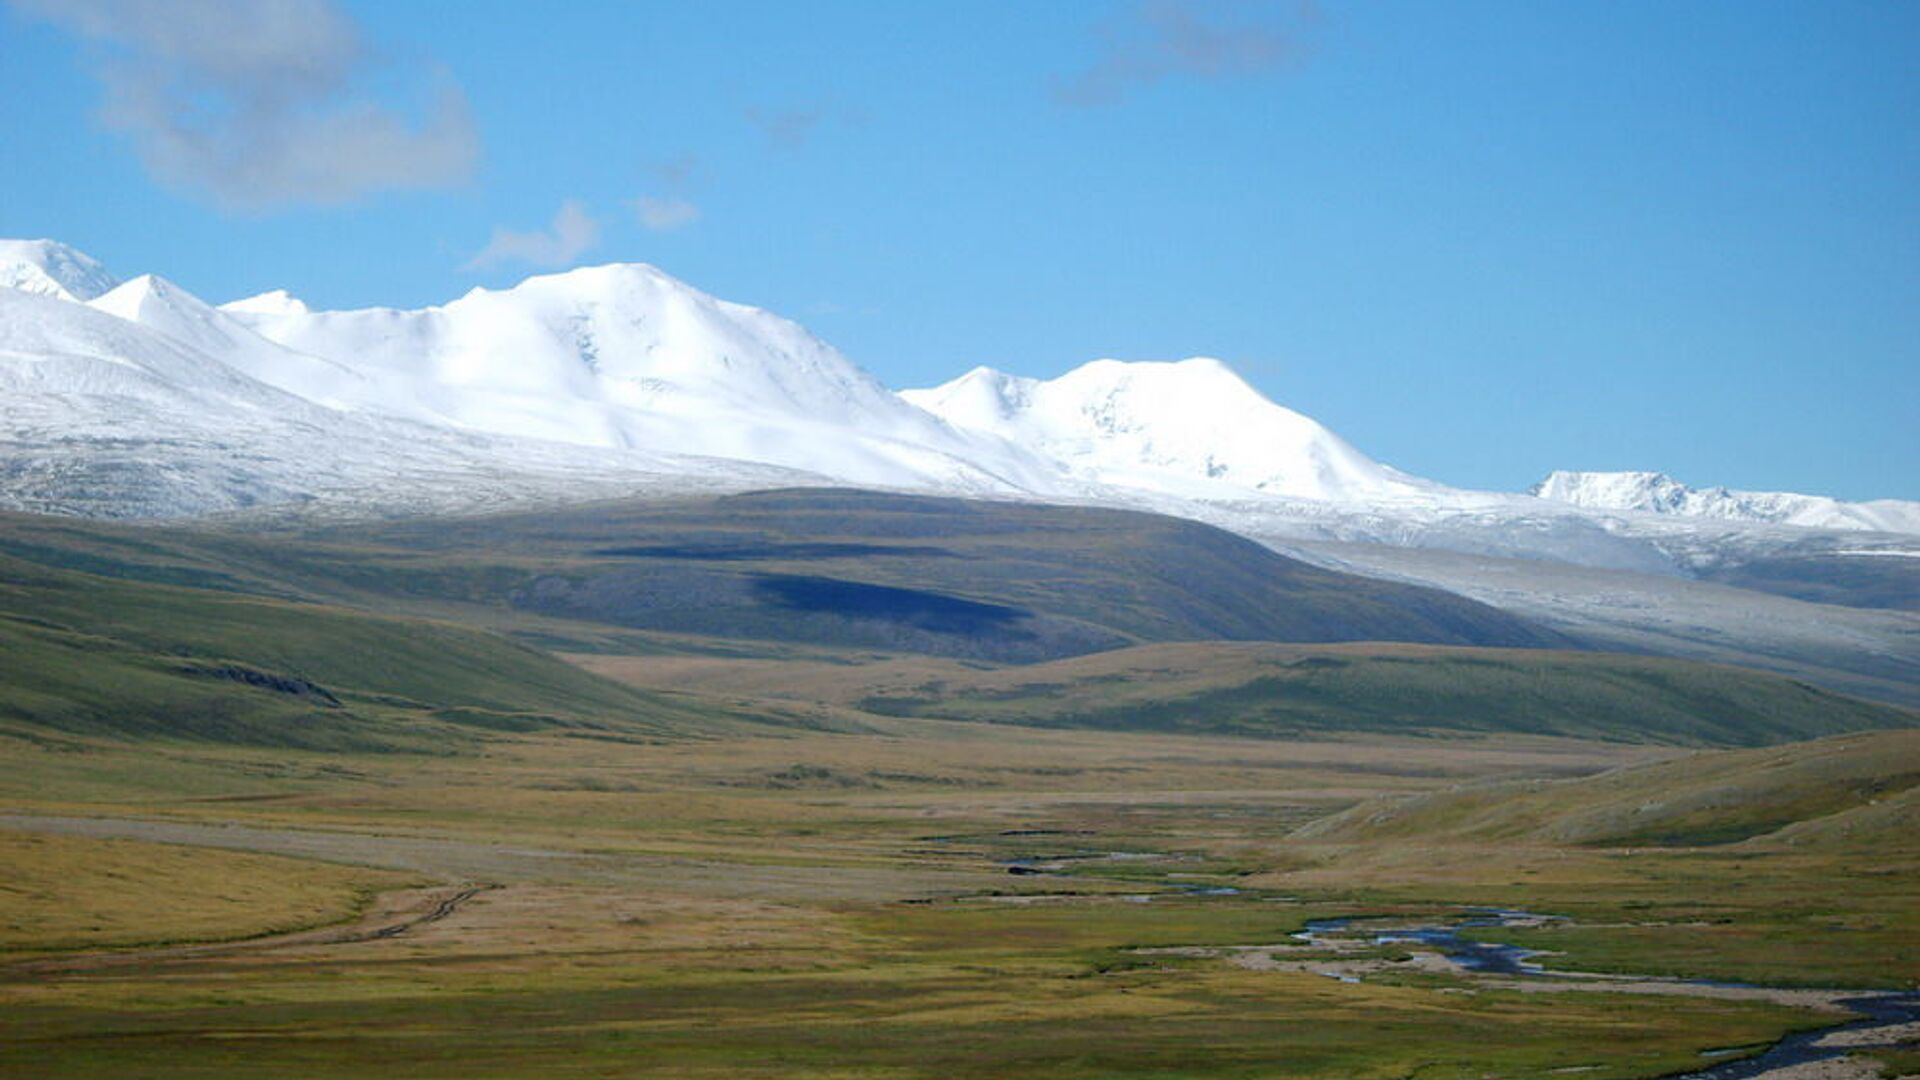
1290;910;1556;976
1294;910;1920;1078
1668;992;1919;1079
946;835;1919;1075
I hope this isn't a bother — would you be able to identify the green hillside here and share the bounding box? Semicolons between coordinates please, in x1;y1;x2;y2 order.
0;553;733;750
1297;728;1920;847
0;490;1571;664
831;641;1915;746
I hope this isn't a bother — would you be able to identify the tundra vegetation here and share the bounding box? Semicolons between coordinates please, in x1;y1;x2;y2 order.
0;495;1914;1078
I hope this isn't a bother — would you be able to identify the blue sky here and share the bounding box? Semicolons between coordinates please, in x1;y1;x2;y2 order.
2;0;1915;499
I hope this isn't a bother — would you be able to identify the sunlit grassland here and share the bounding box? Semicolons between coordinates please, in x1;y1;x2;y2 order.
0;885;1824;1079
0;689;1911;1075
0;831;416;954
0;717;1648;851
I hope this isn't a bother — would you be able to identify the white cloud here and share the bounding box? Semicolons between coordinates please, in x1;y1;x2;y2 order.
1055;0;1317;107
11;0;479;210
632;195;701;232
462;201;600;270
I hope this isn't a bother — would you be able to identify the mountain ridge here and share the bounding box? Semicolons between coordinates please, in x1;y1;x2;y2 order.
3;239;1916;553
1533;469;1920;534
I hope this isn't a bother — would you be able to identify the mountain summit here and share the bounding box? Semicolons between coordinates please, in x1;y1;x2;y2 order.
904;358;1437;502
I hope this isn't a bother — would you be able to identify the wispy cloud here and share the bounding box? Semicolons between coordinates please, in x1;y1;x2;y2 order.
12;0;480;210
462;200;599;270
744;102;863;148
627;156;703;232
1055;0;1318;107
745;104;828;148
648;155;706;190
631;195;701;232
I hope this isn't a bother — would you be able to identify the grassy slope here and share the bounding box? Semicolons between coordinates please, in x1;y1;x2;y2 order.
1257;731;1920;989
578;640;1918;748
1298;728;1920;846
0;491;1571;664
0;831;417;952
0;552;738;749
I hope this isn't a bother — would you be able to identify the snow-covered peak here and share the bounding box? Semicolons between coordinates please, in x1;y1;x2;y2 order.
1534;470;1690;512
905;357;1439;502
207;260;1063;491
87;274;369;408
908;365;1039;424
0;239;120;302
1532;470;1920;535
222;289;310;317
91;274;234;335
227;261;895;417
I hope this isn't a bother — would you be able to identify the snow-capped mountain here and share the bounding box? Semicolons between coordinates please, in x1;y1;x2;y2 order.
0;284;819;519
6;237;1912;710
902;359;1440;502
2;237;1915;566
0;239;119;302
212;263;1059;493
1532;470;1920;535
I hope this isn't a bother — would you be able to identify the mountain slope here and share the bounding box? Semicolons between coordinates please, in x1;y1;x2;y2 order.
342;489;1573;658
0;490;1570;664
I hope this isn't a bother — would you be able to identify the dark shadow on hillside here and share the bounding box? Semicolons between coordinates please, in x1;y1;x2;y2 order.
752;575;1034;638
595;542;957;561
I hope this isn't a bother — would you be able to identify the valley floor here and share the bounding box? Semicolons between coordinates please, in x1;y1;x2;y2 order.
3;722;1915;1079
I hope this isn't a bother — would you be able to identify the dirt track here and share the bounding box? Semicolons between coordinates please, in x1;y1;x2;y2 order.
3;883;493;976
0;813;996;900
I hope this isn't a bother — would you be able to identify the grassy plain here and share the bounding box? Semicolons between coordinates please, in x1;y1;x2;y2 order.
1;719;1911;1077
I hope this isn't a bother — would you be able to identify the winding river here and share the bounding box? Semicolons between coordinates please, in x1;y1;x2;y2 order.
1292;910;1920;1078
961;835;1918;1076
